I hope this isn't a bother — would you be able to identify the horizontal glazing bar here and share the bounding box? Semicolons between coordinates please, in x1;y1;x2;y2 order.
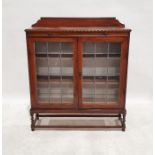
83;76;119;80
83;53;120;57
36;53;73;57
37;75;73;80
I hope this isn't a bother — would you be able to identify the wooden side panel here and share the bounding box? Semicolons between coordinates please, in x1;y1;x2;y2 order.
26;35;37;108
119;36;130;108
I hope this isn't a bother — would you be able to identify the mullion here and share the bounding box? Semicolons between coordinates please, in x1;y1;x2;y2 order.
46;42;51;103
106;43;110;103
59;42;63;104
94;43;96;104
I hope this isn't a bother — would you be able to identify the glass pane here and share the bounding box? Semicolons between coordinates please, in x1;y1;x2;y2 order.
109;43;121;54
62;42;73;53
107;57;120;76
35;42;74;104
48;42;60;53
35;42;47;53
82;42;121;104
61;78;73;103
48;57;61;76
37;81;50;103
61;58;73;76
83;80;95;104
83;42;108;54
83;57;96;76
36;57;49;76
61;55;73;103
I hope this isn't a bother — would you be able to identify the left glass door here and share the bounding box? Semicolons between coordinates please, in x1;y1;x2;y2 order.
30;38;77;108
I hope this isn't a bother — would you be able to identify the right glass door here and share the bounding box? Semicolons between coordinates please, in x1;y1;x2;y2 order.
80;39;122;108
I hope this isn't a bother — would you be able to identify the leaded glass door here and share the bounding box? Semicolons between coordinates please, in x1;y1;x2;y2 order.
78;38;123;108
30;38;77;108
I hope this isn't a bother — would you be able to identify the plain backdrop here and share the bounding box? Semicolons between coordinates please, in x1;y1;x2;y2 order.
3;0;153;155
3;0;152;102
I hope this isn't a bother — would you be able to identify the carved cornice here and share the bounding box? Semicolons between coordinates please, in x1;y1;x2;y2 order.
32;17;125;28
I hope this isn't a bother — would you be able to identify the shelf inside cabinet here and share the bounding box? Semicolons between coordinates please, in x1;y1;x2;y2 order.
37;75;73;80
83;76;119;80
83;53;121;57
36;53;73;57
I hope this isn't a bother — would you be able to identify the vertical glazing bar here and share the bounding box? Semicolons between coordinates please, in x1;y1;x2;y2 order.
46;42;50;103
106;43;110;103
59;42;63;104
94;43;96;103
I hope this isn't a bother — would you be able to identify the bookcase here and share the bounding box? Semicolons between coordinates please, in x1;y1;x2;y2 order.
25;17;131;131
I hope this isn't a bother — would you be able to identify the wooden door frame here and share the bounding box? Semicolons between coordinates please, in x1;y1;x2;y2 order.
26;37;78;109
77;36;129;109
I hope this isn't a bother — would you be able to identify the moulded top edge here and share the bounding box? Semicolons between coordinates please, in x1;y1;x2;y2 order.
25;27;131;33
29;17;126;28
40;17;117;19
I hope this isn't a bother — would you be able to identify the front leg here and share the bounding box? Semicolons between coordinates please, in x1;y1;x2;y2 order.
36;113;39;120
118;113;122;121
30;111;35;131
122;110;126;131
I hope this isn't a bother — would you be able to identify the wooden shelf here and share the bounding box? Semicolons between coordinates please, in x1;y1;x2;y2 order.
83;53;120;57
83;79;118;83
36;53;73;57
37;75;119;80
83;76;119;80
37;78;118;84
37;75;73;80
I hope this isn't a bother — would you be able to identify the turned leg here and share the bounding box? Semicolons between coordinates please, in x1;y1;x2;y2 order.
36;113;39;120
122;111;126;131
30;112;35;131
118;113;122;121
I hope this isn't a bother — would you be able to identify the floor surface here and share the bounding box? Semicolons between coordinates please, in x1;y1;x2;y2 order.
3;99;153;155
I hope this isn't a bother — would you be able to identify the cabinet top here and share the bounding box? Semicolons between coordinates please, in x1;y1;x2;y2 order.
25;17;131;32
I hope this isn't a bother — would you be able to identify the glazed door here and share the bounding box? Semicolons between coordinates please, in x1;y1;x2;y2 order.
78;37;127;109
28;38;78;109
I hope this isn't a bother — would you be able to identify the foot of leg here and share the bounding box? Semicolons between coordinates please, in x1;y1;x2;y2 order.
31;124;35;131
30;111;35;131
122;111;126;131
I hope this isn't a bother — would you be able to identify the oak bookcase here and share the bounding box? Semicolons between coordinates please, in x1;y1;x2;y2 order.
25;17;131;131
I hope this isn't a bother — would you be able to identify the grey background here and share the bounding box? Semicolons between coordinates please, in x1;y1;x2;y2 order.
3;0;152;103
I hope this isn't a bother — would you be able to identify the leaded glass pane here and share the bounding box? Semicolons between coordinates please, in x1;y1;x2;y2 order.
82;42;121;104
35;42;73;104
